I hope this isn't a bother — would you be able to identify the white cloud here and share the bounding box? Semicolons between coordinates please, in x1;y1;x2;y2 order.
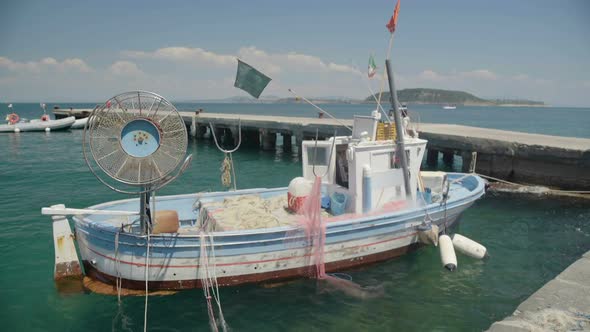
418;69;444;81
109;60;144;76
460;69;497;80
1;49;583;105
122;45;360;76
416;69;497;82
0;56;92;73
123;47;235;66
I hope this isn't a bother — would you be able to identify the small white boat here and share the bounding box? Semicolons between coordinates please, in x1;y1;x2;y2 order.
70;117;90;129
442;105;457;110
0;114;75;132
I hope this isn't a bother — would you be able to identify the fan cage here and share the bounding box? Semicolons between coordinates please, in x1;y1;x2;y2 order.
84;91;188;191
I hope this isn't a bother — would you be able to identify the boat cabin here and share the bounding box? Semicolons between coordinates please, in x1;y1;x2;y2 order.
300;111;427;214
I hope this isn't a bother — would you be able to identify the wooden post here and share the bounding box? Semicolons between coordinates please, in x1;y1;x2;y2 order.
426;149;439;167
443;151;454;166
295;132;303;157
51;204;83;293
243;129;260;147
229;127;240;146
261;131;277;151
196;125;207;139
190;115;197;137
283;133;292;151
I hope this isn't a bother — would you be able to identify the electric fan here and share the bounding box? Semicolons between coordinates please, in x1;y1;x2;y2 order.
83;91;192;230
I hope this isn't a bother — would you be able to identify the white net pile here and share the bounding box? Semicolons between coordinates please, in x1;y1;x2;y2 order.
199;195;299;231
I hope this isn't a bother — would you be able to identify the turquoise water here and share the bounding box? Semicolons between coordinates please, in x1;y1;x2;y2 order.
6;102;590;138
1;104;589;331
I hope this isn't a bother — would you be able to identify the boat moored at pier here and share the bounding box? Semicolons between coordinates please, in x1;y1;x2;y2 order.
42;91;485;291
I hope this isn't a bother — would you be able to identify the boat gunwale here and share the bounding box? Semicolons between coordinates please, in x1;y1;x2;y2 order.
74;173;485;247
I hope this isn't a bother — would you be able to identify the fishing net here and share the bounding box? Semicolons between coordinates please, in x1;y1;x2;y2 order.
298;176;327;278
298;176;385;299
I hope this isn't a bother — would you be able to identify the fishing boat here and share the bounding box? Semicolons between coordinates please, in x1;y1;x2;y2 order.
42;90;486;291
1;113;75;132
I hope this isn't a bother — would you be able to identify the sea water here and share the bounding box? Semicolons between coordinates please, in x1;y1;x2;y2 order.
0;103;589;331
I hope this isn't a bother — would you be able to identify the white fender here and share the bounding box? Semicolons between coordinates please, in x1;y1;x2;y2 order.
439;234;457;271
452;234;487;259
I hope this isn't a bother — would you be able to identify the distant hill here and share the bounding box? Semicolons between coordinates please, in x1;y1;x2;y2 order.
365;88;544;106
275;97;356;104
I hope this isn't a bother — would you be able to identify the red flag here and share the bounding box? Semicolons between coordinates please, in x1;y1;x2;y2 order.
386;0;401;33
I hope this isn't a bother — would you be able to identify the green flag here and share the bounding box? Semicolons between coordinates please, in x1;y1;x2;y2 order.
234;59;272;99
368;54;377;78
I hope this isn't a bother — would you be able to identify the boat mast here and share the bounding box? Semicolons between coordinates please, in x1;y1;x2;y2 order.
385;59;412;197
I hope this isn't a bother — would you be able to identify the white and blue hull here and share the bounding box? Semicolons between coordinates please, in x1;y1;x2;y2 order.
73;174;485;290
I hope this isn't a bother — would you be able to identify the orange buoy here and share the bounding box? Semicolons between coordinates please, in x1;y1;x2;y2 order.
7;113;19;124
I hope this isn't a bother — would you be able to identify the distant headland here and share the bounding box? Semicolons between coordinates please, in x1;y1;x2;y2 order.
197;88;544;106
364;88;545;107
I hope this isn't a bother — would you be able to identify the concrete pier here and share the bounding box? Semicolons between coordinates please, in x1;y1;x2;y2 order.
53;109;590;190
487;250;590;331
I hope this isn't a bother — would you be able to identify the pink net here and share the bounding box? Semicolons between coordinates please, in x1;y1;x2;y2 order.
299;176;327;278
298;176;385;299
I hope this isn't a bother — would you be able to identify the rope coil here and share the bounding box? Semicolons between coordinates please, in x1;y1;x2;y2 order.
220;154;232;188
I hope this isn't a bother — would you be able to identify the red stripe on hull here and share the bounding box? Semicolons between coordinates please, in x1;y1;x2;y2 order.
83;242;421;291
85;232;418;269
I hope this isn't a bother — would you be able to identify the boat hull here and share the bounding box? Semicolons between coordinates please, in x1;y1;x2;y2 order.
74;197;476;290
0;116;75;132
70;117;89;129
71;174;484;291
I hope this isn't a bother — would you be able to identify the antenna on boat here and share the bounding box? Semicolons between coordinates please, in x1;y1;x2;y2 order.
287;89;353;132
82;91;192;233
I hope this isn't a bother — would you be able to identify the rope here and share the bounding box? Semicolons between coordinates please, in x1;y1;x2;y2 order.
143;190;156;332
199;232;228;332
143;227;150;332
477;173;590;194
115;231;122;302
220;154;232;188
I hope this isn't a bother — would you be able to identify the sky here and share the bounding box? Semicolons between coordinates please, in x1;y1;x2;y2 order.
0;0;589;106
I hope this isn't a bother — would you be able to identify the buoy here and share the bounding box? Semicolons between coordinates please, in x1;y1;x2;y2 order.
14;127;20;133
287;177;312;213
452;234;488;259
45;127;51;132
439;234;457;271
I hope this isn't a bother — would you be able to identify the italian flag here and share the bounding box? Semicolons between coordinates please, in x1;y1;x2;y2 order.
368;55;377;78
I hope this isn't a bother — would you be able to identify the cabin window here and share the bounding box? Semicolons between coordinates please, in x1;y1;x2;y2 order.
389;151;399;169
335;145;349;188
307;146;328;166
389;149;411;168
